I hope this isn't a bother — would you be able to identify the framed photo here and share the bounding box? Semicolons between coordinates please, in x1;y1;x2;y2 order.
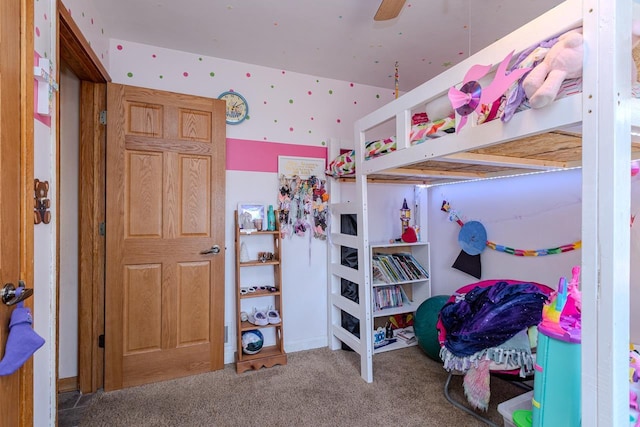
278;156;325;179
238;203;265;231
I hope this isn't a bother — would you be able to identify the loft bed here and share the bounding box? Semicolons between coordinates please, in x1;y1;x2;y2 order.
326;75;640;186
327;0;638;425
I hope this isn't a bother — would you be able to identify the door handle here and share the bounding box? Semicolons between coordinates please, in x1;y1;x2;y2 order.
200;245;221;255
2;281;33;306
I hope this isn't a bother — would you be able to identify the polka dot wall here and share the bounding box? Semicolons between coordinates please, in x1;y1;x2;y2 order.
34;0;52;59
109;39;396;147
58;0;110;68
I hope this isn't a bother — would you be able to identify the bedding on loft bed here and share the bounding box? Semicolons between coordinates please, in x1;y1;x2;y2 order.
325;76;584;179
325;114;455;177
326;23;640;180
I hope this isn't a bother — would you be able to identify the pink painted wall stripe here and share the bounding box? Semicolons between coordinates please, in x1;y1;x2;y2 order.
226;138;327;173
34;51;51;128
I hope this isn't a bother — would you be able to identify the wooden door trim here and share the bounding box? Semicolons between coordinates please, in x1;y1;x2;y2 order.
56;0;110;395
20;0;34;423
58;0;110;83
104;83;124;391
77;82;106;393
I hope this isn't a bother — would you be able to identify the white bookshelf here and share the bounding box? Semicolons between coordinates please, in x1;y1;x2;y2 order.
370;242;430;354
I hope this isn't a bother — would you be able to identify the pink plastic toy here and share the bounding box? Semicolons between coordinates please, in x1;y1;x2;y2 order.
631;349;640;383
539;266;582;343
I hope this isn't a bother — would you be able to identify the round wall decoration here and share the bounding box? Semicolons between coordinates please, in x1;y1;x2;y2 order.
218;91;248;124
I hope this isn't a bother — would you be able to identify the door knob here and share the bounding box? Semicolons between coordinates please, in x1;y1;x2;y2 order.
200;245;221;255
2;281;34;306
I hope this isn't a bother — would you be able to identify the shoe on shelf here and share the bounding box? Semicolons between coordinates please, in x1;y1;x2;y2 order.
267;306;281;324
248;308;268;326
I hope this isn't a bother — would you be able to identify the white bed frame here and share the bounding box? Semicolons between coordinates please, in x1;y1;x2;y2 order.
327;1;639;425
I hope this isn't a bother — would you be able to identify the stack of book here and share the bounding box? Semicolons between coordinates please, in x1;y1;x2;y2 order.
372;252;429;284
373;285;411;311
395;326;416;345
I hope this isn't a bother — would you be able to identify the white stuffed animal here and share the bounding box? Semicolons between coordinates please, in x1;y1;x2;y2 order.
523;28;583;109
631;20;640;83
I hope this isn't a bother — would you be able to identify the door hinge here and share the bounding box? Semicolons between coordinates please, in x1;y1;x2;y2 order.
98;334;105;348
99;110;107;125
98;222;106;236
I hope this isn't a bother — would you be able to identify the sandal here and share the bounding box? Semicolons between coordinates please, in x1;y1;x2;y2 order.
248;308;268;326
267;306;281;324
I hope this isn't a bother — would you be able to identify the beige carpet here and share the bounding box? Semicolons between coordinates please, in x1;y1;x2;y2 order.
80;346;527;427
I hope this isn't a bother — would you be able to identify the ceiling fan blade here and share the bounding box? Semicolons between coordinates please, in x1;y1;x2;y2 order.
374;0;406;21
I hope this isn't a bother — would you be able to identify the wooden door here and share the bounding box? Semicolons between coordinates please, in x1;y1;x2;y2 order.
0;0;33;424
105;84;226;390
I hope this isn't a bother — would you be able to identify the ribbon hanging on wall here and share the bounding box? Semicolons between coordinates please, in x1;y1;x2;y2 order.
441;200;581;279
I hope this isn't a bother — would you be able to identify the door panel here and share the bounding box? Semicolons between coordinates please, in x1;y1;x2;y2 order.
123;264;162;354
177;262;210;345
105;83;226;390
126;151;163;237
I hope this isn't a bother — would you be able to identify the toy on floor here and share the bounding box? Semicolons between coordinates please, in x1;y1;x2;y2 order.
414;295;450;361
532;266;582;427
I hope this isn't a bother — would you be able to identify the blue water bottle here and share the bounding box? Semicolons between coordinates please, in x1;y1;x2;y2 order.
267;205;276;231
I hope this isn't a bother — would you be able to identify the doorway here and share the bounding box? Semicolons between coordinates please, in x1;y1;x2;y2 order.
57;0;109;395
58;61;81;393
57;0;227;396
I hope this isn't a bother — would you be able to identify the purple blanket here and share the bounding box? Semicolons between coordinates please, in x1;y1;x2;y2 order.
439;281;548;357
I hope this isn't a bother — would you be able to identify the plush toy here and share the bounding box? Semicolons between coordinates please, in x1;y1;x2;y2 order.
632;20;640;83
401;226;418;243
33;179;51;224
523;28;584;109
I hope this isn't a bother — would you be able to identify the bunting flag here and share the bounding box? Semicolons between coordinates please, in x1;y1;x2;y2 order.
440;199;580;276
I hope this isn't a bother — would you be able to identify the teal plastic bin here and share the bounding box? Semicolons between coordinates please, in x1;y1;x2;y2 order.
531;329;581;427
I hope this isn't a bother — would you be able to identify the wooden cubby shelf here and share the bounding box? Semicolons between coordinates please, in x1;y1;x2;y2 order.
234;210;287;373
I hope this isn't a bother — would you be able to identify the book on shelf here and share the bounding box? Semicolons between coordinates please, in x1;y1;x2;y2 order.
372;258;391;284
378;255;403;282
395;326;416;344
373;284;411;311
396;253;429;279
374;338;397;349
372;252;429;283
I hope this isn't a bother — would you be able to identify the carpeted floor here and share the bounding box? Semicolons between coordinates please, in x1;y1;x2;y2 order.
80;346;527;427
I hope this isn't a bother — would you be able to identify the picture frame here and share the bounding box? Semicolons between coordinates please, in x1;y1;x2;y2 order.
238;203;265;231
278;156;325;179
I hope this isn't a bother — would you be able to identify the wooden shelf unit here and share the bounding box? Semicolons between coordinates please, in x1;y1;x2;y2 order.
234;210;287;373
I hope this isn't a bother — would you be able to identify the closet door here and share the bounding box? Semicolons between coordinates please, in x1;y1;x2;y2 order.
105;84;226;390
